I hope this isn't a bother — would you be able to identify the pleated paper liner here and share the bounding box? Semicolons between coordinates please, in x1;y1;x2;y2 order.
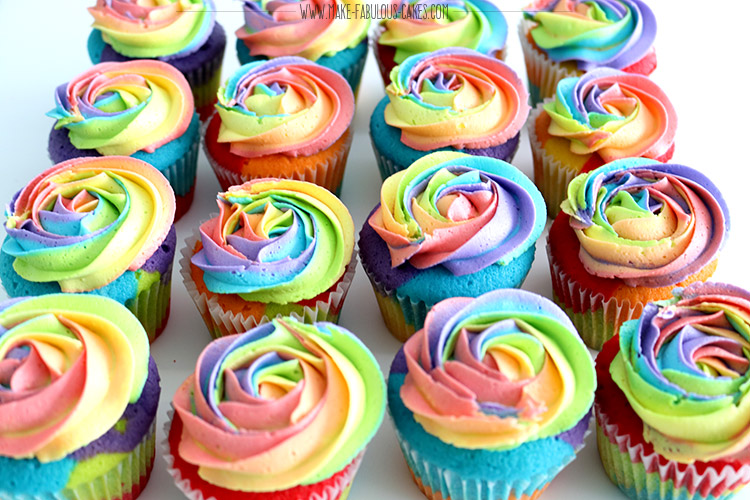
181;230;357;340
596;408;750;500
0;420;156;500
163;409;363;500
126;268;172;343
527;102;582;220
203;117;352;196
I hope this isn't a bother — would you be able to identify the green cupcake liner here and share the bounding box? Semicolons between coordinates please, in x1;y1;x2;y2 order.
126;270;172;343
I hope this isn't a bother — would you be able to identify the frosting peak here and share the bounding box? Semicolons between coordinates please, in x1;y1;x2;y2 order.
385;48;529;151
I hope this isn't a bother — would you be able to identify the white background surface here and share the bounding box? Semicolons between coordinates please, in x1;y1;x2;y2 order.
1;1;749;499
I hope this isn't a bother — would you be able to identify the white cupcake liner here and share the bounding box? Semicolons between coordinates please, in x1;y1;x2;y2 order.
527;102;580;219
0;420;156;500
181;229;357;339
162;409;363;500
202;127;352;196
596;406;750;500
547;243;640;350
519;19;583;107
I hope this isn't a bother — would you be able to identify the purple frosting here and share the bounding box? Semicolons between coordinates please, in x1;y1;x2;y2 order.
359;206;419;292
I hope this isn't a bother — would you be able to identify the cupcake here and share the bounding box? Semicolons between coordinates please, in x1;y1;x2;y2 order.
0;294;160;500
548;158;730;350
596;282;750;500
521;0;657;106
372;0;508;86
389;289;596;500
236;0;370;94
87;0;226;120
370;48;529;181
204;58;355;195
0;157;177;342
528;68;677;218
165;316;385;499
360;151;546;342
47;60;199;220
182;178;356;339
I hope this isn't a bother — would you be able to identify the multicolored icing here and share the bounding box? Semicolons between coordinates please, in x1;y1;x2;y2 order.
611;282;750;463
172;317;385;492
388;289;594;500
378;0;508;65
3;157;175;293
0;294;150;462
237;0;369;61
215;57;354;158
369;151;545;276
192;179;354;304
384;48;529;151
543;68;676;162
88;0;216;59
560;158;730;289
523;0;656;71
48;60;195;157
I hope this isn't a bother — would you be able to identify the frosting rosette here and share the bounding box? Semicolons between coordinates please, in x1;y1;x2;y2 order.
216;57;354;158
48;60;194;156
385;48;529;151
400;288;595;450
561;158;730;288
543;68;676;162
237;0;369;61
191;179;354;303
172;317;385;491
0;294;150;462
88;0;216;59
3;157;175;293
610;282;750;463
379;0;507;65
524;0;656;71
369;151;545;275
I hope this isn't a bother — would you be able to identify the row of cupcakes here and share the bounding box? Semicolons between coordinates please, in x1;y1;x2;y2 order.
2;279;749;500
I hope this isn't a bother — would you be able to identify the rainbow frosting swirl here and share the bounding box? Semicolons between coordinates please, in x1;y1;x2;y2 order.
543;68;676;162
399;288;595;450
3;157;175;293
524;0;656;70
379;0;507;65
0;294;150;462
560;158;729;288
192;179;354;303
216;57;354;158
369;151;545;275
385;48;529;151
611;282;750;463
172;317;385;491
237;0;369;61
48;60;195;156
88;0;216;59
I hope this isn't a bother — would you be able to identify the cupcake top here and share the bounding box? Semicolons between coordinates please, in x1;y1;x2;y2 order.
524;0;656;71
88;0;216;59
215;57;354;158
0;294;151;462
609;282;750;463
236;0;370;61
3;157;176;293
384;48;529;151
391;288;595;450
378;0;507;65
191;179;354;303
48;60;195;156
172;316;385;491
561;158;730;288
542;68;676;162
369;151;545;275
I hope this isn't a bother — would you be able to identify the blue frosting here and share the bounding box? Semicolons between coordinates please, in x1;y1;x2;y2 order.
388;373;576;500
0;455;75;495
235;38;368;92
